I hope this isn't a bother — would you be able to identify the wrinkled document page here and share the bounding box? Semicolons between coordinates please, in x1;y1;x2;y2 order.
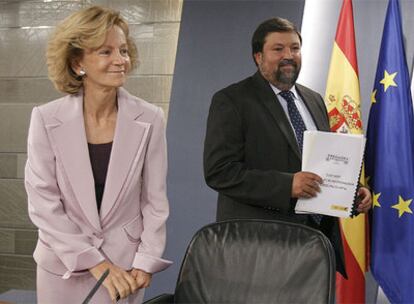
295;131;365;218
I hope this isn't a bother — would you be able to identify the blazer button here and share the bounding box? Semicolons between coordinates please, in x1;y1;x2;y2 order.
93;231;103;238
93;236;104;249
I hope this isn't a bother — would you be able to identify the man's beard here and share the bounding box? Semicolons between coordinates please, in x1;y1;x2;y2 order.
274;59;300;85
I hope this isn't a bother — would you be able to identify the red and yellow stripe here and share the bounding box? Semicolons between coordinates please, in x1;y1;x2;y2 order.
325;0;367;302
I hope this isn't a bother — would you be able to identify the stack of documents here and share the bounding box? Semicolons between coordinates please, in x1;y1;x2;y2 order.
295;131;365;218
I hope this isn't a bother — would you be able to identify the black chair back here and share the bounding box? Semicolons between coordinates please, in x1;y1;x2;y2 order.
174;219;335;303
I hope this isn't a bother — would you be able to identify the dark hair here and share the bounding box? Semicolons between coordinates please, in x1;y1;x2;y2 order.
251;17;302;64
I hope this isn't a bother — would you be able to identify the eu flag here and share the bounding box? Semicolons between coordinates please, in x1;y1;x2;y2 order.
365;0;414;302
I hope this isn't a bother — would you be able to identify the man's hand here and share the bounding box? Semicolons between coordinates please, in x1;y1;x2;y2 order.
89;261;138;302
292;171;322;198
356;187;372;213
130;269;152;289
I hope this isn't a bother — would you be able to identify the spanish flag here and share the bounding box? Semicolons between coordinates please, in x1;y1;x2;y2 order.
324;0;367;302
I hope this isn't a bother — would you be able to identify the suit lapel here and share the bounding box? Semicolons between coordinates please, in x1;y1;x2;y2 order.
100;88;150;222
296;84;330;132
252;72;301;160
48;94;101;231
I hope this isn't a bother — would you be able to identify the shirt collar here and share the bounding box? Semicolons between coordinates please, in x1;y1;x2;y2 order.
269;83;299;100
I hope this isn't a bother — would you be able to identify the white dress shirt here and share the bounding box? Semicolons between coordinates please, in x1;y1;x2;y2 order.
269;83;318;140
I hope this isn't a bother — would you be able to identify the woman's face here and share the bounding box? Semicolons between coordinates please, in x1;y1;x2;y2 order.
79;25;131;91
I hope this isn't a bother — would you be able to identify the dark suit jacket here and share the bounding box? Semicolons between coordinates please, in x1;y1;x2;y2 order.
203;71;346;277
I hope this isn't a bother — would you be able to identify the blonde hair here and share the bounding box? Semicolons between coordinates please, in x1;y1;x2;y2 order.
47;6;138;94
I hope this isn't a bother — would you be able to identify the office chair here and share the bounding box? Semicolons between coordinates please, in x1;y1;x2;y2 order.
145;219;335;303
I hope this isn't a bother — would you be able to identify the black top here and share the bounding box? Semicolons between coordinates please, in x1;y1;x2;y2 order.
88;142;113;211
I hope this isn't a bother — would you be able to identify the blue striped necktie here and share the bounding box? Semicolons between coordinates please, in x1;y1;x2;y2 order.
279;90;323;225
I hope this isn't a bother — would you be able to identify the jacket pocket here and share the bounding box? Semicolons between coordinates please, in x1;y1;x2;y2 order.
122;215;143;243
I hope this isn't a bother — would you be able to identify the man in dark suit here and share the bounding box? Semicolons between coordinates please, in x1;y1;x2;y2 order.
203;17;371;277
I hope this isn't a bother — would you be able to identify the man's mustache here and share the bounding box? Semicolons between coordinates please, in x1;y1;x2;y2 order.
279;60;297;68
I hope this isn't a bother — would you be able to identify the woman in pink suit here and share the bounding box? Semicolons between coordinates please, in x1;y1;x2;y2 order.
24;6;171;303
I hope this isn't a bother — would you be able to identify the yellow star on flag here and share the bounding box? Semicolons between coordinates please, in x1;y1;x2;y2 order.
380;70;397;92
371;90;377;104
391;195;413;218
373;192;381;208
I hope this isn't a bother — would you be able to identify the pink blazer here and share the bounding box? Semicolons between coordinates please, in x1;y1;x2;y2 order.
25;87;172;280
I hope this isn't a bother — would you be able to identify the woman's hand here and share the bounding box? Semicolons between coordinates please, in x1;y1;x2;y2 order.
130;269;152;289
89;261;138;302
